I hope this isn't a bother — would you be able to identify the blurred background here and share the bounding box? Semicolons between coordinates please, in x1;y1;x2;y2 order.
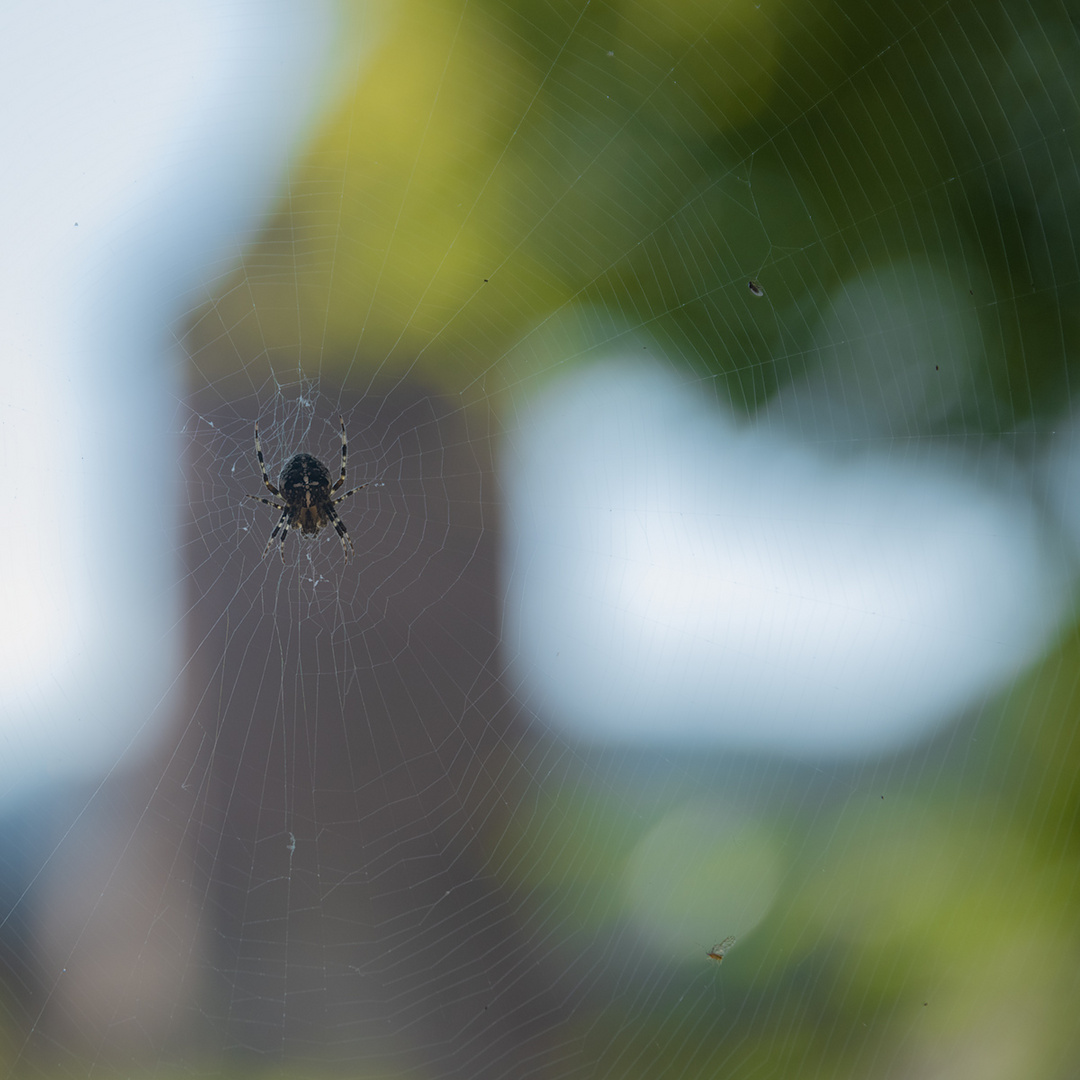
2;0;1080;1077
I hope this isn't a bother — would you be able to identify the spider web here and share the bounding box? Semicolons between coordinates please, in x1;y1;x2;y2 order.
4;1;1080;1078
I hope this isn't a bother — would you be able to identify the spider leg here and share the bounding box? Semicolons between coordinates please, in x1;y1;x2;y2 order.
333;482;367;504
246;494;286;509
254;421;281;496
325;504;355;562
331;415;348;493
263;507;290;560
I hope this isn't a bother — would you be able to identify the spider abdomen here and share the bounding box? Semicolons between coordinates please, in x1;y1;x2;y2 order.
279;453;331;496
279;453;334;535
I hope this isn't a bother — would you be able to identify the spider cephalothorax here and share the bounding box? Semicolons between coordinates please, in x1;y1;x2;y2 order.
247;417;365;562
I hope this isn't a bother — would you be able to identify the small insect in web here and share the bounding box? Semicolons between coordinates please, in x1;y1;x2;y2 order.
246;416;367;562
705;935;736;964
748;279;764;297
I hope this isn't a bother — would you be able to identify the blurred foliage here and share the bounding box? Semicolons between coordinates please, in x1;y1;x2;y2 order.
481;617;1080;1079
193;0;1080;426
484;717;1080;1078
997;623;1080;861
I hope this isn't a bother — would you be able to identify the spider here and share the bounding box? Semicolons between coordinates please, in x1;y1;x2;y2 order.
246;417;366;562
